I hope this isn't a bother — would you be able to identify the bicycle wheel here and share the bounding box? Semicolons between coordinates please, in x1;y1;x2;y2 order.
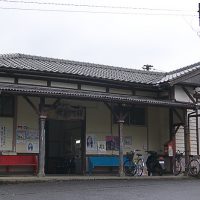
154;163;163;176
188;159;200;176
173;159;182;176
136;159;144;176
123;160;136;176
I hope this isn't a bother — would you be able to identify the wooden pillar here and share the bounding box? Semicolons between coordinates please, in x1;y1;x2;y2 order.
38;97;46;177
184;109;190;172
118;118;124;177
38;115;46;177
195;105;199;155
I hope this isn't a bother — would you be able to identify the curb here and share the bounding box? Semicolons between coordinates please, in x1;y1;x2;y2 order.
0;175;195;184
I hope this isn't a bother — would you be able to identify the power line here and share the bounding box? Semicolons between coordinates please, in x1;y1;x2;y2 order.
0;0;196;13
182;16;200;38
0;6;197;16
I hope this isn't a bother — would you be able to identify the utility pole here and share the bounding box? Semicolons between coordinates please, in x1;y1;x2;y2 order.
199;3;200;26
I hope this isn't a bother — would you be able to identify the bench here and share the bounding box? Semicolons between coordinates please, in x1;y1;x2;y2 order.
88;156;123;175
0;155;38;175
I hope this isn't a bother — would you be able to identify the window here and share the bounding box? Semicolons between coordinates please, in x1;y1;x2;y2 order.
113;106;145;126
130;107;145;125
0;96;14;117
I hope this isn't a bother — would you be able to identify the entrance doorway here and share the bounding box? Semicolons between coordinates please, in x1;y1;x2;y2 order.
45;119;84;174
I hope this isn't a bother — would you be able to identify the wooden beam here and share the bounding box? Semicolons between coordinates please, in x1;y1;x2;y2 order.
104;102;119;120
172;108;184;124
181;86;195;104
23;96;40;116
104;102;113;113
174;125;180;135
52;98;61;107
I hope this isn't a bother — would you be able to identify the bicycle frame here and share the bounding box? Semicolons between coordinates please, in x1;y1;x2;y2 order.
173;151;200;176
124;150;144;176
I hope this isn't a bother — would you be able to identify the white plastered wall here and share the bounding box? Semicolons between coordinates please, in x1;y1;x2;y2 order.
17;96;39;129
174;85;194;103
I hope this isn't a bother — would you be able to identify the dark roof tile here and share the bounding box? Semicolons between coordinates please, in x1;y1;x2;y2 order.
0;53;164;85
158;62;200;83
0;53;200;86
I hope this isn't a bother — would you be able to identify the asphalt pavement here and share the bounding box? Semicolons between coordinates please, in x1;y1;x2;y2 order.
0;178;200;200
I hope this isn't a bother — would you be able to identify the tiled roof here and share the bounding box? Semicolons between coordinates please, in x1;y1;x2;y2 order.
0;82;194;108
157;62;200;84
0;54;164;85
0;53;199;86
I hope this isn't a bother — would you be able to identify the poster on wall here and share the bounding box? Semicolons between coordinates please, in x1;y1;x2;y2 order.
97;141;106;153
26;130;39;140
123;136;132;148
16;129;26;144
86;134;97;151
0;125;6;149
0;118;13;151
106;136;119;151
26;141;39;153
16;126;39;153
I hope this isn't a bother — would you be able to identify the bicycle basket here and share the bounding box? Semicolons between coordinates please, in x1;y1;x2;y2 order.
126;152;134;160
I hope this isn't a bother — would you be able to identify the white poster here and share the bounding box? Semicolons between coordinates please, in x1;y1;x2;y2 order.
0;125;6;148
0;118;13;151
16;127;39;153
123;136;132;148
26;141;39;153
97;141;106;152
16;129;26;144
86;135;97;151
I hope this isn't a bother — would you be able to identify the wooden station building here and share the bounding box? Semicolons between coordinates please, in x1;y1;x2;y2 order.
0;54;199;176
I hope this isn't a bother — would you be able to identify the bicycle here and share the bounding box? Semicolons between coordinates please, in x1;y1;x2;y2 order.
123;150;144;176
173;150;200;177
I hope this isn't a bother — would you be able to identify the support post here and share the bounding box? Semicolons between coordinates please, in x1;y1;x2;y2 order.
195;107;199;155
118;117;124;177
38;97;46;177
38;115;47;177
105;103;127;177
184;110;190;173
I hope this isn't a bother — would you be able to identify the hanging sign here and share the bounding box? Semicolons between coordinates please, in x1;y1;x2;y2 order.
55;104;85;120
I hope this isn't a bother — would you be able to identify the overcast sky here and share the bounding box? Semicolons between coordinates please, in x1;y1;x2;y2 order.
0;0;200;72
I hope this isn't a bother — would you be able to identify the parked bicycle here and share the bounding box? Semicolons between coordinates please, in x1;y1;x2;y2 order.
123;150;144;176
146;150;165;176
173;150;200;176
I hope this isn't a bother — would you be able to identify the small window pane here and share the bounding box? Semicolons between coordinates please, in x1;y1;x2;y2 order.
113;106;145;126
134;108;145;125
0;96;14;117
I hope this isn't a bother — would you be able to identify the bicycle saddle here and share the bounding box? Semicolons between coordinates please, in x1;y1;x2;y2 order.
136;153;142;157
